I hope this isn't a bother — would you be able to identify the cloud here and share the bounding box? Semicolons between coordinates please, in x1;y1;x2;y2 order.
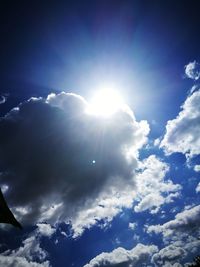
194;165;200;172
134;155;181;214
195;182;200;193
36;223;56;237
129;222;137;230
152;245;186;266
147;205;200;237
0;92;149;235
0;256;49;267
185;61;200;80
0;229;50;267
1;184;9;194
0;95;7;105
68;154;181;235
160;90;200;158
70;185;136;237
147;205;200;265
83;243;158;267
162;264;182;267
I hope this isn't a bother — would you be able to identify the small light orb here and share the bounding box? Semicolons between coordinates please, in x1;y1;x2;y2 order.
92;160;96;164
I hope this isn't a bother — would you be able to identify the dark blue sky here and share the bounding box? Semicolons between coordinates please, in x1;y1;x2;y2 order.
0;1;199;135
0;1;200;267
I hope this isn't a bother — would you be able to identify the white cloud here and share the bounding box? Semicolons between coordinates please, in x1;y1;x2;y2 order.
83;243;158;267
185;61;200;80
134;193;164;214
0;256;49;267
196;182;200;193
154;138;161;146
36;223;56;237
134;155;181;214
1;184;9;193
147;205;200;237
147;205;200;265
190;85;199;94
161;90;200;158
0;95;6;105
70;184;136;237
152;245;186;266
163;264;182;267
129;222;137;231
0;231;50;267
194;165;200;172
71;154;181;236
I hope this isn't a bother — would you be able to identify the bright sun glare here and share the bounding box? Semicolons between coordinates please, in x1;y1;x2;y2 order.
86;88;124;117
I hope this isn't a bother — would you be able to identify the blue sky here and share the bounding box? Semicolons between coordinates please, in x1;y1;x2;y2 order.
0;1;200;266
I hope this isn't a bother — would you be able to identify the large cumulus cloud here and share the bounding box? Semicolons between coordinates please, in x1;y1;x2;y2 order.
0;92;149;235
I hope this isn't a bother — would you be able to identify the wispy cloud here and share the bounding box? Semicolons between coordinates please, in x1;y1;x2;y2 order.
0;95;7;105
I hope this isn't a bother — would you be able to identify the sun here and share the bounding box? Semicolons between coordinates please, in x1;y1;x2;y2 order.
86;88;124;117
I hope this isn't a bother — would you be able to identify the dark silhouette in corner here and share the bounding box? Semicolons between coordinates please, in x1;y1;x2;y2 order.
0;188;22;229
188;256;200;267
